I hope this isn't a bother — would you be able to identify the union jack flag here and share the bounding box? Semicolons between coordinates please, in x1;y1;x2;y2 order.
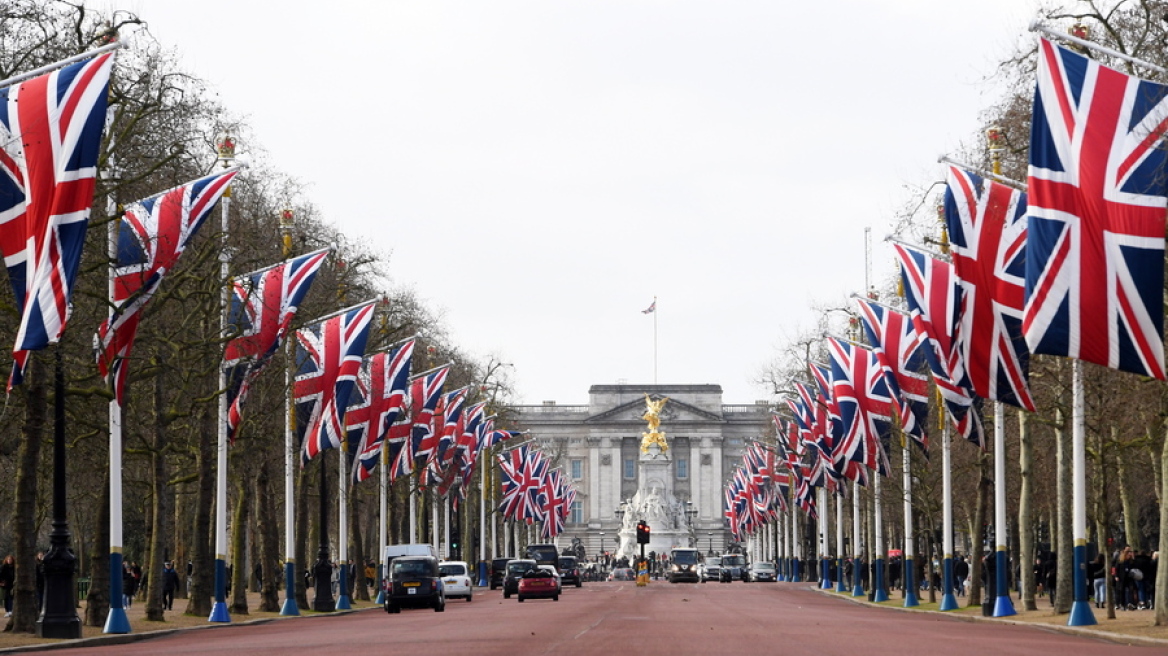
894;243;985;448
224;249;328;442
409;366;450;475
436;401;486;496
826;338;902;476
795;464;817;520
854;298;930;454
459;416;495;495
945;166;1035;410
295;302;376;463
422;386;467;487
96;170;237;403
497;445;547;523
538;468;569;539
0;53;114;387
347;339;414;483
1025;38;1168;379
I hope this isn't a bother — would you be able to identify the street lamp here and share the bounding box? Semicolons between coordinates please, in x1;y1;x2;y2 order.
615;502;627;522
708;532;715;557
599;532;606;564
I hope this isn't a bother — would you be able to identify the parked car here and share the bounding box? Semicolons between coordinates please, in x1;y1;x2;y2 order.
439;561;474;601
558;556;583;588
503;559;538;599
749;562;777;582
609;567;635;581
489;557;512;590
668;548;701;583
518;567;559;602
702;556;722;583
719;553;748;583
384;555;444;614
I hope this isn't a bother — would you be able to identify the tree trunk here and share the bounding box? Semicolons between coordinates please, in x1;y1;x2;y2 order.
294;463;310;610
1116;448;1141;550
84;468;111;627
968;451;990;608
1155;421;1168;625
349;488;369;601
255;461;281;612
1055;406;1072;614
184;408;215;617
145;371;168;622
229;475;249;615
9;358;45;634
1018;409;1037;610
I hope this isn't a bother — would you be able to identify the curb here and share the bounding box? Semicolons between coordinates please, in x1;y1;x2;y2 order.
812;584;1168;649
0;606;377;654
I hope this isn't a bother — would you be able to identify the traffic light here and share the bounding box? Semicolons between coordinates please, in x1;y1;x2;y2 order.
636;521;651;545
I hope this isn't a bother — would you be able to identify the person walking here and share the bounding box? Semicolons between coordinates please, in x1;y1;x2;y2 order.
1089;553;1106;608
160;562;180;611
122;563;138;608
0;554;15;617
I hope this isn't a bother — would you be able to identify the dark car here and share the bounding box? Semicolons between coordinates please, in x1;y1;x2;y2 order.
489;557;511;590
667;548;701;583
558;556;583;588
719;553;748;583
384;555;445;613
502;559;537;599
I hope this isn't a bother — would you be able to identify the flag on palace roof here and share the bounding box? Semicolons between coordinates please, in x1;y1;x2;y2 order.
96;170;236;403
1024;38;1168;379
295;302;376;463
944;166;1035;410
1;52;114;388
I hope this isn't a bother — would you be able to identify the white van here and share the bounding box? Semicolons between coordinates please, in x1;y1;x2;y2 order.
384;543;438;561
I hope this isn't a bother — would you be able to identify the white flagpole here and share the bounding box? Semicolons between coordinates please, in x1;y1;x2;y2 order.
1029;20;1168;75
409;487;417;544
818;487;830;588
479;464;488;585
903;439;919;606
835;489;845;592
1068;360;1097;625
852;479;864;596
653;297;658;384
280;341;299;615
209;140;234;624
873;473;887;601
939;422;957;610
990;402;1015;615
102;155;130;634
336;444;351;609
376;439;389;604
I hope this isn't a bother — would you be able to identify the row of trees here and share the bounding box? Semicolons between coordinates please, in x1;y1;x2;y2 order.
758;0;1168;626
0;0;521;634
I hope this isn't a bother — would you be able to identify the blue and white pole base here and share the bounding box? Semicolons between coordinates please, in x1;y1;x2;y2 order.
939;556;958;611
820;558;832;589
280;560;300;616
903;557;919;607
102;551;130;634
852;556;865;597
873;557;888;602
374;563;385;604
336;563;351;610
209;557;231;623
992;549;1015;617
836;558;846;592
1068;542;1097;626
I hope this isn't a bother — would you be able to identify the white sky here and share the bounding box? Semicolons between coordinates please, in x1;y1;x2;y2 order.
108;0;1039;405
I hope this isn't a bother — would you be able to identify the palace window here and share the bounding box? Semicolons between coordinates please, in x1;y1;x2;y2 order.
570;458;583;480
569;501;583;525
623;458;636;480
676;457;689;480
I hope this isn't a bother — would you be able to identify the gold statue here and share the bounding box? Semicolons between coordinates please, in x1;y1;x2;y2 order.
640;394;669;454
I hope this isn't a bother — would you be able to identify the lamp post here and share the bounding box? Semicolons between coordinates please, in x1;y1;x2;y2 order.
707;532;715;557
684;502;698;547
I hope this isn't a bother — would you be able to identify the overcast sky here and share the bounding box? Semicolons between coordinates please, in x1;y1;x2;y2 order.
109;0;1039;405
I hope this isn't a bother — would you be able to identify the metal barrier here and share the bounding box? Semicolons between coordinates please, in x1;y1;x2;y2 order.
76;577;90;601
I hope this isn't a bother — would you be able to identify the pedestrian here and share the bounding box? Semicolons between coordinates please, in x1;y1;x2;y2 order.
122;563;138;608
1089;553;1106;608
954;555;969;596
161;562;180;610
0;554;14;617
35;552;45;613
1117;547;1139;610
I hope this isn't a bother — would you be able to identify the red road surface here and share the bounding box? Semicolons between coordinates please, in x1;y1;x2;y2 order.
39;581;1164;655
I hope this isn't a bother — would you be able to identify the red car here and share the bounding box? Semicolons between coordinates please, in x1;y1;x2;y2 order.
517;568;559;602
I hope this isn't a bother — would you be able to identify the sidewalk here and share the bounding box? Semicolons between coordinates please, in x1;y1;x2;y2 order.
0;591;381;653
816;585;1168;648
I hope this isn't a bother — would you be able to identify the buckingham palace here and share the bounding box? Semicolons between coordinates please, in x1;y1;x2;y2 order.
508;383;773;558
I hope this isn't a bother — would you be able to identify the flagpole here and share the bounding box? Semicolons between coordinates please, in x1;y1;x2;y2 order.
336;441;351;609
902;436;919;607
102;153;130;634
818;487;830;588
376;437;389;605
479;460;488;585
653;297;658;384
0;41;124;88
210;135;234;624
1029;20;1168;75
873;472;887;601
852;480;864;596
939;422;958;610
988;402;1015;615
1068;360;1097;625
835;488;845;592
278;210;301;617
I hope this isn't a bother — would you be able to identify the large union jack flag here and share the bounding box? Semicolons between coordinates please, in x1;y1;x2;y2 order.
0;53;114;387
409;366;450;476
1025;38;1168;379
945;166;1035;410
224;249;328;442
826;339;894;476
295;301;376;463
422;386;467;487
95;170;237;403
347;339;414;483
538;468;570;540
894;243;985;447
854;298;930;455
